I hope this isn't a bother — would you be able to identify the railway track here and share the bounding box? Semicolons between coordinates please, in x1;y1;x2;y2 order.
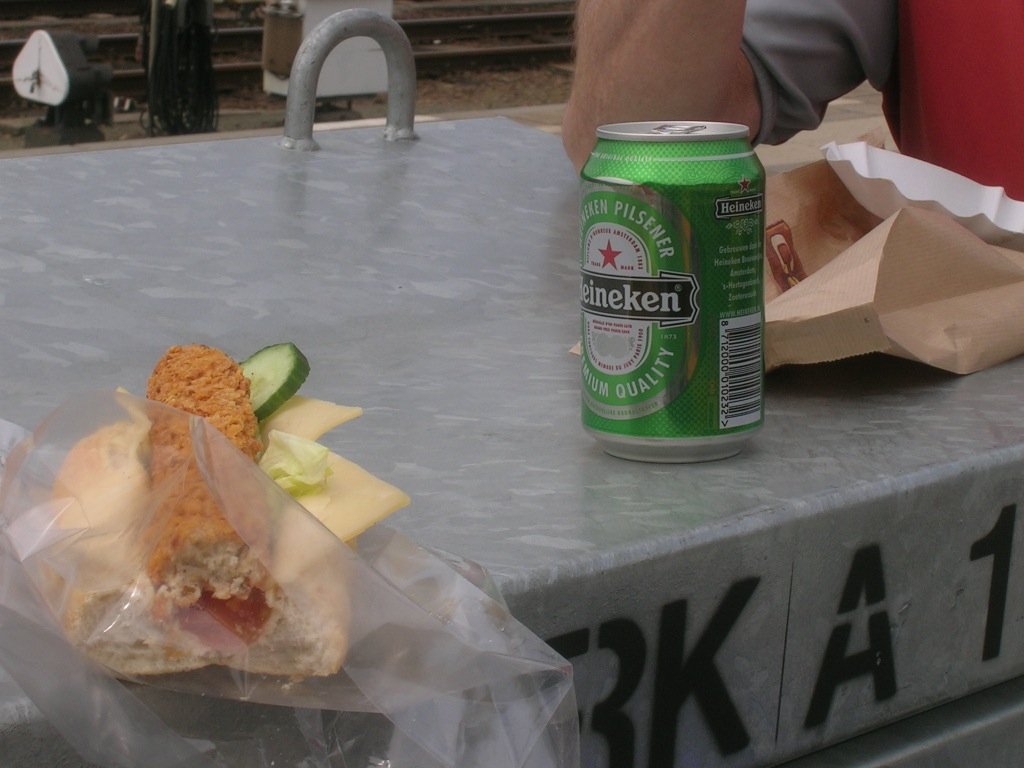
0;8;574;101
0;0;470;20
0;0;573;21
0;0;140;19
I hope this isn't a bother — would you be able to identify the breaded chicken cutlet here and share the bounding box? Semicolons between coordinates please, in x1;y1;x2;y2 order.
144;344;275;644
147;344;262;460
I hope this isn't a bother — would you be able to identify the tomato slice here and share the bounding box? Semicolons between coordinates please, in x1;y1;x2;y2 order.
191;588;272;645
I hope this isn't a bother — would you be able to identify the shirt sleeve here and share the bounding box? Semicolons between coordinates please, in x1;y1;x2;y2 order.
741;0;897;145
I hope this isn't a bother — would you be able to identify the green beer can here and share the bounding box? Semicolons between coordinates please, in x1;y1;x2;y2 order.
579;121;765;462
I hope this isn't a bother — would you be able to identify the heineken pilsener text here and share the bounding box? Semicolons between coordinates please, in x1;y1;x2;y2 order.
579;122;765;462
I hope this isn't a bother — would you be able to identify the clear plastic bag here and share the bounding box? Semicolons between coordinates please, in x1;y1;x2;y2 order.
0;392;578;768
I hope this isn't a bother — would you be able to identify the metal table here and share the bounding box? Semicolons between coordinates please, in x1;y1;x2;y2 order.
2;118;1024;767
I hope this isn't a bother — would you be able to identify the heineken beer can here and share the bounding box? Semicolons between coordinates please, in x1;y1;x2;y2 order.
579;121;765;462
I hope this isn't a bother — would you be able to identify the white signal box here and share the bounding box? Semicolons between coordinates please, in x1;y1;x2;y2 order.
262;0;393;99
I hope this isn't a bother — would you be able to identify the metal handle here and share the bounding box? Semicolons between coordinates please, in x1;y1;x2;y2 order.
280;8;417;151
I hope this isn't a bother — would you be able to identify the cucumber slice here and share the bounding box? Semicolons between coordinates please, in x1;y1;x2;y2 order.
241;342;311;420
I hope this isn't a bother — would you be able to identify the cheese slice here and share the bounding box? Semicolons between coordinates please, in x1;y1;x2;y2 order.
260;396;363;442
259;395;408;540
296;452;410;542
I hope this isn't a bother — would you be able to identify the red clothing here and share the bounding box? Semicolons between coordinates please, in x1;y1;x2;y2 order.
884;1;1024;200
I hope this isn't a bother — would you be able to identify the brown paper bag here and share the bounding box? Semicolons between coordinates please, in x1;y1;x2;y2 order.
763;160;882;304
763;163;1024;374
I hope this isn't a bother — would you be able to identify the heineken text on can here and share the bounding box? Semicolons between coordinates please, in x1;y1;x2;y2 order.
579;121;765;462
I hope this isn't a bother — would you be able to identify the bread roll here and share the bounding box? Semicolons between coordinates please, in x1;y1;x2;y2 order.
57;346;349;679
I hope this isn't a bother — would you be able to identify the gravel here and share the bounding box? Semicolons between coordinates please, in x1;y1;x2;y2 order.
0;0;575;153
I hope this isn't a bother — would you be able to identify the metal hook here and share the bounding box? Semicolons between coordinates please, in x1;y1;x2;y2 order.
280;8;417;151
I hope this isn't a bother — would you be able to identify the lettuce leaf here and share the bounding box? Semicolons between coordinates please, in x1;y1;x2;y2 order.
259;429;332;496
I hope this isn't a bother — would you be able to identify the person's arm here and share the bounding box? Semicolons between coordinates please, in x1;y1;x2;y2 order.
743;0;896;145
561;0;760;171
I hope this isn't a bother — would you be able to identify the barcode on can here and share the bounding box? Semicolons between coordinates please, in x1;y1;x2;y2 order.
719;313;762;428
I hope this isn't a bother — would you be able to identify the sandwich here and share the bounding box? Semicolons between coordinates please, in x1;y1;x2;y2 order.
52;343;409;679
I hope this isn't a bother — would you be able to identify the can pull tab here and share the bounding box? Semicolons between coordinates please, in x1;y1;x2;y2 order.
651;123;708;136
280;9;418;151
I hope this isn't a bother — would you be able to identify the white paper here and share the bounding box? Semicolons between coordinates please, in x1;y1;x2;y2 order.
822;141;1024;251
